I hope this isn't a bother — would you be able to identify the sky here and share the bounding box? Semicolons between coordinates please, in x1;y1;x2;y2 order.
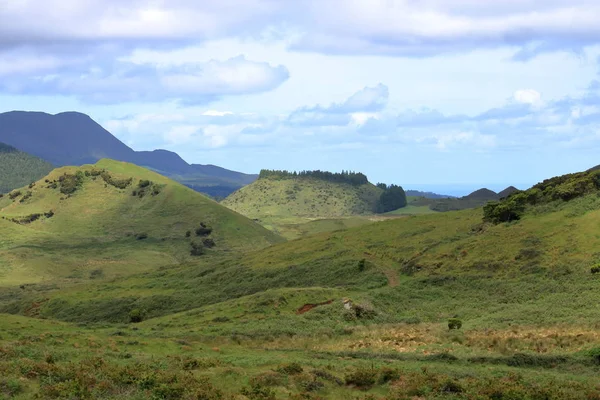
1;0;600;195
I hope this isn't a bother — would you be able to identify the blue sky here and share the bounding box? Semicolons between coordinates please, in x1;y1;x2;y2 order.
1;1;600;194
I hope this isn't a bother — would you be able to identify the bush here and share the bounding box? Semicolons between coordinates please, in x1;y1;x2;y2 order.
185;230;191;238
345;366;377;389
448;318;462;330
358;258;366;272
135;233;148;240
190;242;205;256
591;265;600;274
19;191;32;203
378;367;400;384
101;172;132;189
59;173;82;195
129;309;146;323
8;190;21;199
138;179;151;188
195;223;213;236
276;363;304;375
202;238;216;248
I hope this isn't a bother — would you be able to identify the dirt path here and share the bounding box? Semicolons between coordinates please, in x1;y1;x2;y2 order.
296;299;334;314
384;269;399;287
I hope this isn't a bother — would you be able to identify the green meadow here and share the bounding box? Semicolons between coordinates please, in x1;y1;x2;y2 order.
2;161;600;399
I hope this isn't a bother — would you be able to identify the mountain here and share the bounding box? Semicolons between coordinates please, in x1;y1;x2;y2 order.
222;170;383;221
0;111;257;196
0;143;54;193
0;159;282;284
463;188;499;200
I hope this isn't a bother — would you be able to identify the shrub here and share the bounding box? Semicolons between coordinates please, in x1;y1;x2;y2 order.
240;381;276;400
202;238;216;248
190;242;205;256
44;210;54;218
358;258;366;272
129;309;146;323
101;172;132;189
59;173;83;194
591;264;600;274
135;233;148;240
276;363;304;375
19;191;33;203
89;269;104;279
8;190;21;200
353;302;376;319
195;223;213;236
448;318;463;330
138;179;151;188
185;230;191;238
345;366;377;389
378;367;400;384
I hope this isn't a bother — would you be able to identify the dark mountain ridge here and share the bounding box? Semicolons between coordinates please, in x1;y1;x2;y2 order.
0;111;257;196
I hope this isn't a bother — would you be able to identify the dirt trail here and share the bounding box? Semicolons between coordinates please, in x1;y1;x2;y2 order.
296;299;334;314
384;269;399;287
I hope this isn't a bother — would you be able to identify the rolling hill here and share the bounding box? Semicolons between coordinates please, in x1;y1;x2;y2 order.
0;159;282;284
0;142;54;193
0;111;257;196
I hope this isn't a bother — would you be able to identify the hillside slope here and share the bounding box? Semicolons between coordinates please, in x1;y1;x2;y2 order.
0;143;54;193
0;111;257;196
0;159;282;284
222;175;383;219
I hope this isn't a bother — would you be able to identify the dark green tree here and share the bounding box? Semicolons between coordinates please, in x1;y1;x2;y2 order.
376;184;407;213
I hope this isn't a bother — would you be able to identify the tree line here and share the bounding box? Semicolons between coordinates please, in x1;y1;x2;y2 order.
259;169;369;186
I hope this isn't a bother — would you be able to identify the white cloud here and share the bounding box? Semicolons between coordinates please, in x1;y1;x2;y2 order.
434;131;497;151
3;1;599;60
0;55;289;104
202;110;234;116
513;89;542;105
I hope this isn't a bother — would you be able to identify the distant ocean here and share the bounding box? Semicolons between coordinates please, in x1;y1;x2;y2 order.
403;183;532;198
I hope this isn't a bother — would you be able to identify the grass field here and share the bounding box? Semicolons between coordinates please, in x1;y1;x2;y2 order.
3;163;600;398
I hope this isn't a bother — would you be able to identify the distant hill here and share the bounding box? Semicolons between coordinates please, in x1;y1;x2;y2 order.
498;186;519;198
405;189;455;199
0;111;257;196
0;143;54;193
411;187;501;212
0;159;282;284
222;170;384;221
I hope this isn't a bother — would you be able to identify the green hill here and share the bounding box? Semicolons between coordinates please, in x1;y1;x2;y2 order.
0;142;54;193
0;159;282;284
221;171;385;237
223;172;383;218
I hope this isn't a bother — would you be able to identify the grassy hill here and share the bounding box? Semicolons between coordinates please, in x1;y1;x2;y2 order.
222;172;384;238
0;143;54;193
0;159;282;284
223;175;383;218
3;167;600;398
